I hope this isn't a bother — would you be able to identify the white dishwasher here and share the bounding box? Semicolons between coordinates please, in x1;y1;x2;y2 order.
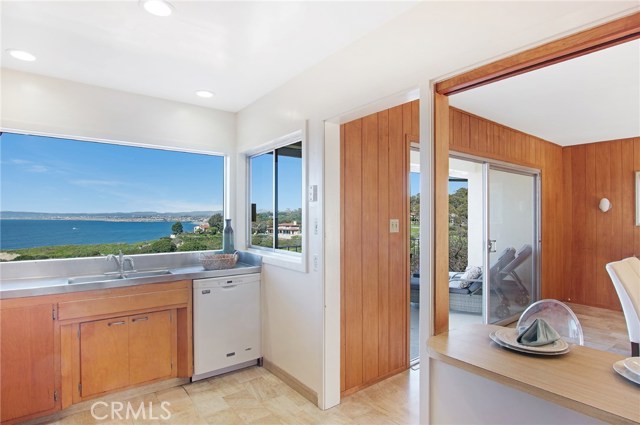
193;273;261;381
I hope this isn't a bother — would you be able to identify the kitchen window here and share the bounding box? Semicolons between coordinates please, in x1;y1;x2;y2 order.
0;132;225;261
248;136;303;255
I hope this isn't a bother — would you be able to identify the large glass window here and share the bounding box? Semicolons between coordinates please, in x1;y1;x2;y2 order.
0;132;225;261
249;141;302;253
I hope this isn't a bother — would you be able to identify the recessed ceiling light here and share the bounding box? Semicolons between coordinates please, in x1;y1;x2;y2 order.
195;90;215;98
6;49;36;62
140;0;174;17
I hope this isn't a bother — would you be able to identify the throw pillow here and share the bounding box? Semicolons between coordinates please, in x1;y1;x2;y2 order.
458;266;482;288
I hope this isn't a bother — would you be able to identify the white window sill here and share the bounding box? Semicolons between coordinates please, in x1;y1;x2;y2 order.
247;248;307;273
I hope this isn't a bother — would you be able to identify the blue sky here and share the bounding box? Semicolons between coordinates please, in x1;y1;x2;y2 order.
251;150;302;212
0;133;224;213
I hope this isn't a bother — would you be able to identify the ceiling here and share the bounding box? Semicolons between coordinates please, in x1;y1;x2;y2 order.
450;39;640;146
1;1;417;112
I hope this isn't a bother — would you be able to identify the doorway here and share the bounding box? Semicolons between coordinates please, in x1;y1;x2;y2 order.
448;155;540;326
409;146;420;362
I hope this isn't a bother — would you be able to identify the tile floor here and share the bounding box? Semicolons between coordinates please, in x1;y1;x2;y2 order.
49;366;420;425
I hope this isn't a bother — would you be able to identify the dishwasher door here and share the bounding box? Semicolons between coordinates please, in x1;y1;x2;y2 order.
193;273;261;378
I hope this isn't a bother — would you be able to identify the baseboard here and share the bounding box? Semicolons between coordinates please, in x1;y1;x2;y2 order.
192;359;260;381
340;365;408;398
21;378;190;425
262;359;318;406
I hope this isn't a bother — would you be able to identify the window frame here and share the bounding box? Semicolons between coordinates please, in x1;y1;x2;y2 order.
0;129;228;261
246;128;307;272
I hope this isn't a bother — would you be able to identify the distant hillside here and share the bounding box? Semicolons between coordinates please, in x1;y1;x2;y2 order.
0;211;222;220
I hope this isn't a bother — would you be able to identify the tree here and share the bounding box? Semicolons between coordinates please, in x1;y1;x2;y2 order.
208;213;223;234
449;187;469;272
171;221;183;234
147;238;176;253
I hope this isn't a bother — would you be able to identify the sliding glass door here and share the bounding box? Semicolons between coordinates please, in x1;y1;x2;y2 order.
485;165;539;324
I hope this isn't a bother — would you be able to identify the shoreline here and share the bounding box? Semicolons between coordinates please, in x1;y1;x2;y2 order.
0;218;207;223
0;252;19;261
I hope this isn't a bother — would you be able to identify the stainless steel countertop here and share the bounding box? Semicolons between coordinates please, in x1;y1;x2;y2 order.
0;263;261;299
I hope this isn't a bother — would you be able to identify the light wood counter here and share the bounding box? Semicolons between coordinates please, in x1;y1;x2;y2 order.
428;324;640;425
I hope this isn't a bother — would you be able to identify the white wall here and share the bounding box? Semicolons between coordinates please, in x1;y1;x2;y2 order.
1;69;236;155
235;0;638;415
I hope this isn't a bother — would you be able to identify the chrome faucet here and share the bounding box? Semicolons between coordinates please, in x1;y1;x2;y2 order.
106;250;135;277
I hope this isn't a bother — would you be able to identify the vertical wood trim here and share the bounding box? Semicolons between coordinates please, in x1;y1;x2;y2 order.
610;141;623;308
434;93;450;335
562;149;573;302
377;110;390;376
388;105;405;369
585;144;597;305
60;325;73;409
343;119;363;390
361;113;380;382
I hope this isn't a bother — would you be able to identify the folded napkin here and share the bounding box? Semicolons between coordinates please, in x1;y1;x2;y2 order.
516;318;561;346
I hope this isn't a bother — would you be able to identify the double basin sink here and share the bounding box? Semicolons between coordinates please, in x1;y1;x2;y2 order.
67;269;172;284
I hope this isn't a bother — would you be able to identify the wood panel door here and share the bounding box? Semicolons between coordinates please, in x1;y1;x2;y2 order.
340;100;417;395
129;310;173;385
0;304;56;422
80;316;129;397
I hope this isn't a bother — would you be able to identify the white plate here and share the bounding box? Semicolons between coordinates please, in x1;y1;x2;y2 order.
623;357;640;377
489;331;571;356
494;328;570;354
614;360;640;385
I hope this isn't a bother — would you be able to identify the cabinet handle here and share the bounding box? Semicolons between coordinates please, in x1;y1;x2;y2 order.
108;321;126;326
132;316;148;323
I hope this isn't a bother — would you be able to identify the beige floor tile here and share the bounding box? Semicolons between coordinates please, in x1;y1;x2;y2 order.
232;406;273;423
201;409;244;425
155;387;196;414
247;377;281;402
223;387;262;408
188;390;230;418
163;410;207;425
183;379;214;395
245;412;288;425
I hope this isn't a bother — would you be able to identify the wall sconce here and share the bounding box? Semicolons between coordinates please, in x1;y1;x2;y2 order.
599;198;612;213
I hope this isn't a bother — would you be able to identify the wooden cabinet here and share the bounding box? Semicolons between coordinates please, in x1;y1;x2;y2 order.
0;304;57;422
79;310;174;398
129;311;173;385
0;279;192;423
80;316;130;397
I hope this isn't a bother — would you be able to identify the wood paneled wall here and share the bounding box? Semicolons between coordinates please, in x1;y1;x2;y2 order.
340;100;418;395
448;107;565;301
562;137;640;310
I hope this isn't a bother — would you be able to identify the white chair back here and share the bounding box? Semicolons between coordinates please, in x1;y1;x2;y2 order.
606;257;640;348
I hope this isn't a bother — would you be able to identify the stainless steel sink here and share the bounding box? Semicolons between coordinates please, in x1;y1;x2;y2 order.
68;275;123;284
68;269;171;284
123;269;171;278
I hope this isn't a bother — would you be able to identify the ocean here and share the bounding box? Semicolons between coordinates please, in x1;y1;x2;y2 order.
0;219;198;250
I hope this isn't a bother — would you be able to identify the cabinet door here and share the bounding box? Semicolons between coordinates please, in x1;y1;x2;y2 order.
129;310;173;385
80;316;129;397
1;304;56;422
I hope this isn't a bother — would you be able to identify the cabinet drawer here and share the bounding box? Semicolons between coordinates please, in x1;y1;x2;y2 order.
58;288;189;321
